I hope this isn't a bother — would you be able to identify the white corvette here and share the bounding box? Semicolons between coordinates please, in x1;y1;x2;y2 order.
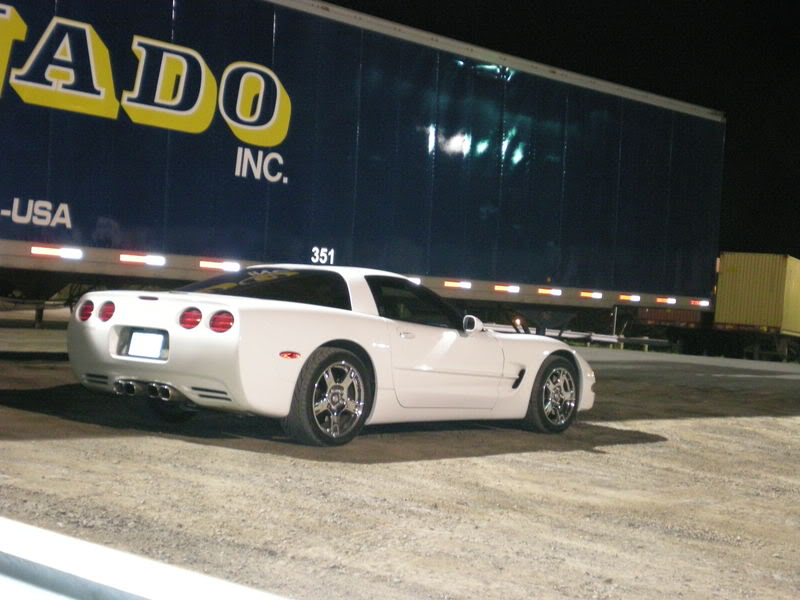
68;265;596;446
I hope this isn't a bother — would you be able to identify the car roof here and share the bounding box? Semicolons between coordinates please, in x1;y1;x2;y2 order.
248;263;409;281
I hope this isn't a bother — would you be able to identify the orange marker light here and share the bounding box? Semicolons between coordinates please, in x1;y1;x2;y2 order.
444;280;472;289
120;253;166;266
537;288;562;296
199;260;241;272
494;284;520;293
31;245;83;260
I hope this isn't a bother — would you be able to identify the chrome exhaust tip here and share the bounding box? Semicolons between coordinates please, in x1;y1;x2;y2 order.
115;380;182;402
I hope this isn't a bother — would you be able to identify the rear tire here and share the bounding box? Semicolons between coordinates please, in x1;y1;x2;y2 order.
524;355;578;433
282;347;373;446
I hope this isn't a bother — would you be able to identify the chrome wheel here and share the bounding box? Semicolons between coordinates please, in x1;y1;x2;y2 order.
541;366;577;426
311;360;365;439
524;355;579;434
284;347;374;446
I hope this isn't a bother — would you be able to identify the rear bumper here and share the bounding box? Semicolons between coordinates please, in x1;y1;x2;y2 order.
68;321;247;412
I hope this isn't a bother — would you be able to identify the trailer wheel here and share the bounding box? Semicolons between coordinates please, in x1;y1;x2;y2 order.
524;355;578;433
282;347;373;446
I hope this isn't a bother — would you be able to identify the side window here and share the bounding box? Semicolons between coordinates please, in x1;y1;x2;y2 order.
366;276;462;329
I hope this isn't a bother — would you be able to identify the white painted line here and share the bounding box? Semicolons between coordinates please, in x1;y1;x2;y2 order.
0;572;70;599
0;517;288;600
708;373;800;380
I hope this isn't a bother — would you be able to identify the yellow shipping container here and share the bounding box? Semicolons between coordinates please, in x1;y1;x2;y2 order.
714;252;800;337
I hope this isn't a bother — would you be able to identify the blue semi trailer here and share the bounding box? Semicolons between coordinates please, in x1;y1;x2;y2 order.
0;0;725;311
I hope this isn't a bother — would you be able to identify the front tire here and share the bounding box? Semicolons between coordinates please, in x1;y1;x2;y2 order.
282;347;373;446
524;355;578;433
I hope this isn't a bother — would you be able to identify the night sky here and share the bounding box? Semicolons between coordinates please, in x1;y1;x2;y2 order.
327;0;799;259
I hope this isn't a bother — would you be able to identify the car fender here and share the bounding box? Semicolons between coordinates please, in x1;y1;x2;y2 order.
235;305;394;418
489;333;595;417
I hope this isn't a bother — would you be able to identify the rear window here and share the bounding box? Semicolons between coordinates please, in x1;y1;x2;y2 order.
178;268;351;310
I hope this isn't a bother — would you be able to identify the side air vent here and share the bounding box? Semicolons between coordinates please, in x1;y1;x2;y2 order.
511;369;526;389
85;373;109;385
191;386;232;401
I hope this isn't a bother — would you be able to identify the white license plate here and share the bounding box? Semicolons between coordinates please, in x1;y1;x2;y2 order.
128;331;164;359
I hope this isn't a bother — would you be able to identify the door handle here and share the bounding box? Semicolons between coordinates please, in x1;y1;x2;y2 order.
399;331;415;339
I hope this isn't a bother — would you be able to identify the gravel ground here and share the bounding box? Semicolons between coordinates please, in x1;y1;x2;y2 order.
1;347;799;599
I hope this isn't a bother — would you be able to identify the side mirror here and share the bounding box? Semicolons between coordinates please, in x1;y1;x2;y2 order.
463;314;484;334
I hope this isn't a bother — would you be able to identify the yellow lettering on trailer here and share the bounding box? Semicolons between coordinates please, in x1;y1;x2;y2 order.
10;17;118;118
219;62;292;147
1;3;291;147
121;36;217;134
0;4;27;97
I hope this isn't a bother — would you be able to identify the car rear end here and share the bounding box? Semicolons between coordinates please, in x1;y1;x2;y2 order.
68;290;247;412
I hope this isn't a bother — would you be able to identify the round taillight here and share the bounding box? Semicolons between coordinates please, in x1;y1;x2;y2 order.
180;307;202;329
99;301;115;322
209;311;234;333
78;300;94;321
